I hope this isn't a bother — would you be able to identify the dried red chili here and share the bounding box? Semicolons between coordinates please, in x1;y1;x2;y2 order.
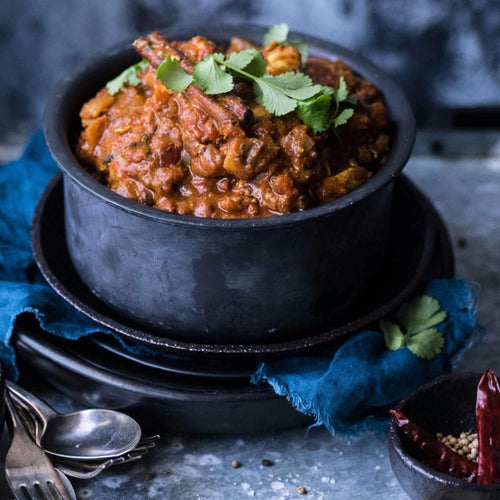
391;409;478;482
476;369;500;484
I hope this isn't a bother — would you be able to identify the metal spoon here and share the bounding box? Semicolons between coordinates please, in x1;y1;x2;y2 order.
7;381;142;461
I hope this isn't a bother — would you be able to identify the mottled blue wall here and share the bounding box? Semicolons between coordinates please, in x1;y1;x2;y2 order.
1;0;499;135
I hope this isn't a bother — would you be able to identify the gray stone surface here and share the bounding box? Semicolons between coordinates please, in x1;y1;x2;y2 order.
1;130;500;498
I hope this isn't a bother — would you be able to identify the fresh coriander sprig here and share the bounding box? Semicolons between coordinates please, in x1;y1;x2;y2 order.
155;37;356;132
379;295;448;360
210;51;323;116
106;59;148;95
156;55;193;92
263;22;308;63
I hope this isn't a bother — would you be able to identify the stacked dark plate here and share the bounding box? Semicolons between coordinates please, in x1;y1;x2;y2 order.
15;173;453;433
15;26;453;433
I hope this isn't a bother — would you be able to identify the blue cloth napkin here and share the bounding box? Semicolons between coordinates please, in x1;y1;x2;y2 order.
252;279;480;434
0;131;481;435
0;130;117;380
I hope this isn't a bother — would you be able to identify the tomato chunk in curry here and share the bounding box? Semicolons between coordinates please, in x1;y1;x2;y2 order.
76;32;390;218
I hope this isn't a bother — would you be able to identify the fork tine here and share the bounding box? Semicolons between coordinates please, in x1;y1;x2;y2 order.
33;482;50;500
142;434;160;443
17;484;35;500
4;394;76;500
46;480;65;500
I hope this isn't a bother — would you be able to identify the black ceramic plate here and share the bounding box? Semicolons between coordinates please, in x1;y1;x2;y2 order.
35;190;453;380
12;324;312;434
89;333;259;378
31;174;452;357
11;200;452;435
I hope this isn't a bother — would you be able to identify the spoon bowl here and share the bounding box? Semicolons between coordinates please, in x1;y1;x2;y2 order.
7;381;142;460
40;409;142;460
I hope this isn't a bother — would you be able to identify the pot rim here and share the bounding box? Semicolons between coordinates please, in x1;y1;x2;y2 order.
43;23;416;230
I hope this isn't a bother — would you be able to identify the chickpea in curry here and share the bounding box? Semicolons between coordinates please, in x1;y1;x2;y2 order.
76;31;390;218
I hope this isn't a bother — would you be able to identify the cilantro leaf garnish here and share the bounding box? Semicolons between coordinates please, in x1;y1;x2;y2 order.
379;295;448;360
335;76;349;102
263;23;308;63
333;108;354;128
193;53;233;94
263;23;290;46
296;93;332;133
226;48;267;76
260;72;323;100
156;55;193;92
106;59;148;95
252;78;298;115
156;40;355;131
288;40;308;65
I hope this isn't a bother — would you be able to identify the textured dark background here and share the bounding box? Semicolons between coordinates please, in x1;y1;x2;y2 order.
1;0;499;138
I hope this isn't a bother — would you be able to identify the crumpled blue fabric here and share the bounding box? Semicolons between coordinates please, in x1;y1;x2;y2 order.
0;130;120;380
1;131;481;436
251;279;480;435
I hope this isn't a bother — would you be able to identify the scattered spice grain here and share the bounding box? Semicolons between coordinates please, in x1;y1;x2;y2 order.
297;486;307;494
231;460;242;468
261;459;274;467
144;473;155;481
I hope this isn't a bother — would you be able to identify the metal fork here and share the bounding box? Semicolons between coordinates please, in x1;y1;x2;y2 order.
56;445;153;479
4;393;76;500
54;436;159;479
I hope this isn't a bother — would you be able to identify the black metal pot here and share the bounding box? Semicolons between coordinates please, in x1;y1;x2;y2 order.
43;25;416;344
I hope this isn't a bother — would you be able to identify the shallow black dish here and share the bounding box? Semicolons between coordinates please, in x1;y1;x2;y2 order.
13;323;312;434
388;373;500;500
32;174;451;357
43;24;416;344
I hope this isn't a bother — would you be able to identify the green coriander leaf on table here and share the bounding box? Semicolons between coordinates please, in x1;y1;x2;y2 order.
106;59;148;95
379;295;448;359
379;320;405;351
406;329;446;360
193;53;234;94
156;55;193;92
396;295;448;336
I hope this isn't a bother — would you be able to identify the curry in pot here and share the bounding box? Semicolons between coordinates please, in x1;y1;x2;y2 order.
76;28;389;218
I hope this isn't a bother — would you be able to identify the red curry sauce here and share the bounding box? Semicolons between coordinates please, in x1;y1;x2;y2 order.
76;32;389;218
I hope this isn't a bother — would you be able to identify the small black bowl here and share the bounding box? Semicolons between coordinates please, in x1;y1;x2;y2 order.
388;373;500;500
43;24;416;343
